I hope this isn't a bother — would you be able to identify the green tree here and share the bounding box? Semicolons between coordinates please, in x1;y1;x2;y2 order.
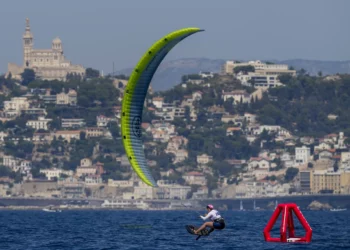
10;171;23;183
206;174;218;196
184;106;191;122
49;117;61;130
297;68;307;76
80;131;86;140
109;121;120;138
284;167;299;182
0;166;11;177
278;74;293;84
21;69;36;86
85;68;100;78
247;78;255;87
84;187;92;197
172;118;186;128
333;161;339;172
212;161;233;176
66;73;82;81
223;98;235;114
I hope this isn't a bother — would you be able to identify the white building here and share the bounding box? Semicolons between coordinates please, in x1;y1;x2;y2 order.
152;97;164;109
156;181;192;200
3;155;20;168
108;179;134;187
244;113;257;124
335;132;346;149
56;89;77;106
226;127;242;136
2;156;32;175
0;131;8;143
173;149;188;163
199;71;214;78
280;152;295;168
133;185;156;199
221;60;296;76
53;130;81;142
96;115;109;127
253;168;270;180
236;71;284;89
5;159;33;175
61;118;86;128
183;172;207;186
169;185;191;200
192;91;203;101
341;152;350;164
84;175;103;185
101;199;148;209
222;90;250;104
248;157;271;170
197;154;213;165
250;125;291;137
192;187;209;199
3;97;30;117
40;168;73;180
295;146;311;166
76;158;96;177
26;117;52;130
314;142;332;151
341;152;350;169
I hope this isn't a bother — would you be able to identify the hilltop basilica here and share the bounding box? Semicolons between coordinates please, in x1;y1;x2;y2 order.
7;18;85;81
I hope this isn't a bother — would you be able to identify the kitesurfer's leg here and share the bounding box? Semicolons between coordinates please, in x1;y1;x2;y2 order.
194;222;214;234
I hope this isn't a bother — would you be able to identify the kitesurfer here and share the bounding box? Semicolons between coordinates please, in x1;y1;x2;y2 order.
193;204;225;235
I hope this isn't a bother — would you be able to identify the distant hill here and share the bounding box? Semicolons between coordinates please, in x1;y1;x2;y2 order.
274;59;350;76
114;58;350;91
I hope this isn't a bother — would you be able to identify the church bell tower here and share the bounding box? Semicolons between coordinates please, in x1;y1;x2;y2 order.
23;18;33;67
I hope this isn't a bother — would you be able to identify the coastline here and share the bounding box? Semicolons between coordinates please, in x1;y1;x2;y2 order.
1;194;350;211
0;206;200;211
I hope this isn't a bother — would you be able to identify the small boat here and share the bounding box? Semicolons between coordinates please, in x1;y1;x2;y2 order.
330;208;347;212
43;206;62;212
239;200;245;211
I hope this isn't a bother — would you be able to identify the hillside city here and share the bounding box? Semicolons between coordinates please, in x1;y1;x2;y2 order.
1;19;350;205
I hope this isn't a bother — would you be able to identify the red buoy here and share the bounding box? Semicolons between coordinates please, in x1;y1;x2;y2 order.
263;203;312;243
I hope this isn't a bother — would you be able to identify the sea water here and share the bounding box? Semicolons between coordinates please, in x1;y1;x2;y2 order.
0;210;349;249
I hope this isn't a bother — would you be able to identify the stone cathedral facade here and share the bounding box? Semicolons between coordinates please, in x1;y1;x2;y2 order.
7;18;85;81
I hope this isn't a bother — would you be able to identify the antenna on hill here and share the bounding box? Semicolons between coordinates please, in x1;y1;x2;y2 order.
113;62;115;77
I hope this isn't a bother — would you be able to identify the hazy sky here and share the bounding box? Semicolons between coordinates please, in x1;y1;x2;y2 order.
0;0;349;74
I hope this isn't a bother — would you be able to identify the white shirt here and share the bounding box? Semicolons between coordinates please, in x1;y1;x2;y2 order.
200;209;221;221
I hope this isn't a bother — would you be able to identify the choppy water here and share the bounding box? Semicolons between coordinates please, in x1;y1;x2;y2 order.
0;210;349;250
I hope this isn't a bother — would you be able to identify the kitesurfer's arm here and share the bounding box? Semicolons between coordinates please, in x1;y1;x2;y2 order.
200;211;213;220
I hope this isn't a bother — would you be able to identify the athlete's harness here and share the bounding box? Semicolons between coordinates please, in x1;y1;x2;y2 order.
214;217;225;223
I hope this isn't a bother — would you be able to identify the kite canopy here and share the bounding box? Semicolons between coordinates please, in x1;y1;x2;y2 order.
121;27;203;187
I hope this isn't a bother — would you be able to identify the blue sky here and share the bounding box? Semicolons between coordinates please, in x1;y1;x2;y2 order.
0;0;349;74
